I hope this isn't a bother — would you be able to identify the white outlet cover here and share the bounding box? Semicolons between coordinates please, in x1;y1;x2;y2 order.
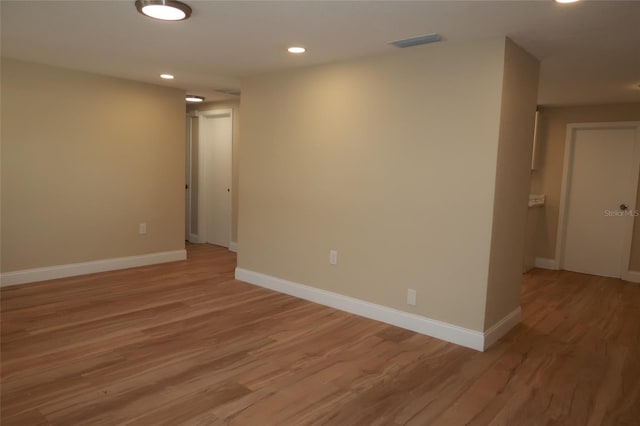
407;289;417;306
329;250;338;265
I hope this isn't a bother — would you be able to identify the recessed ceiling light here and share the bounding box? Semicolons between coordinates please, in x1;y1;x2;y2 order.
185;95;205;103
160;74;174;79
287;47;306;54
135;0;192;21
554;0;580;3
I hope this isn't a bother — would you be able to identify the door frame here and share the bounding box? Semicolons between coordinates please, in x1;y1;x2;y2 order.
196;108;233;247
555;121;640;280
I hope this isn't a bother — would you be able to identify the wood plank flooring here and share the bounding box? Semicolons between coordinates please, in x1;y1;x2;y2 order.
1;244;639;425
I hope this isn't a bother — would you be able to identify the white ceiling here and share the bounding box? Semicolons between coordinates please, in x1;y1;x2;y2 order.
1;0;639;105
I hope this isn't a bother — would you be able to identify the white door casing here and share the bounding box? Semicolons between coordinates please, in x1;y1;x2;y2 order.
556;122;640;279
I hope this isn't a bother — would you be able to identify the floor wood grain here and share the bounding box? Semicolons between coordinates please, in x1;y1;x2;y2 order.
2;244;639;425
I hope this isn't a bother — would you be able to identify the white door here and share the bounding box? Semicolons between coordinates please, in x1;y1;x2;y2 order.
198;110;232;247
560;124;640;278
185;115;193;241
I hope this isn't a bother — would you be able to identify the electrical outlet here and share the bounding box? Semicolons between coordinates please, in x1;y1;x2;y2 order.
139;223;147;234
407;289;417;306
329;250;338;265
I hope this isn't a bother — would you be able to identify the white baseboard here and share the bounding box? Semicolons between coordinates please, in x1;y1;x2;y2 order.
534;257;558;270
483;307;522;350
189;233;203;244
623;270;640;283
228;241;239;253
1;249;187;287
235;268;519;351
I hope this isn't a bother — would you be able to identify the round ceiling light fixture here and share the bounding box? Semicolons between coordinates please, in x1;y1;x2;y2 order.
135;0;192;21
185;95;205;103
160;74;174;79
287;46;306;54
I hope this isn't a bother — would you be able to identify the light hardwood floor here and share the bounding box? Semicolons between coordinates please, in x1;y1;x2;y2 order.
1;244;639;425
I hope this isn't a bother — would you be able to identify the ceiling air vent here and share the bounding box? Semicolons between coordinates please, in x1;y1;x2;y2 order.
216;88;241;96
389;33;442;48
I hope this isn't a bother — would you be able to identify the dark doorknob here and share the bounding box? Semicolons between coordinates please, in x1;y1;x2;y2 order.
620;204;629;211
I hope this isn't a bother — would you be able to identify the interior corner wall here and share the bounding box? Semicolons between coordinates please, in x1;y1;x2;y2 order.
187;100;241;243
238;38;508;332
484;39;540;330
1;58;186;272
529;103;640;267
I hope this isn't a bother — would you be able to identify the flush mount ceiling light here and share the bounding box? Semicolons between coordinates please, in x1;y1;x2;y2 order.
160;74;174;79
135;0;192;21
185;95;205;103
287;46;306;54
554;0;580;3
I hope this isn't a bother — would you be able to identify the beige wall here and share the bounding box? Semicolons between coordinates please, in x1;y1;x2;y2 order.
187;100;240;242
238;37;537;332
530;103;640;268
1;58;185;272
484;40;539;329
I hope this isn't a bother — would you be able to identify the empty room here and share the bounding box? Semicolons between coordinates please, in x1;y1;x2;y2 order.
1;0;639;424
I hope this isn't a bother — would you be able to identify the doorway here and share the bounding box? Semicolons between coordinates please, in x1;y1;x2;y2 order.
557;122;640;279
186;109;233;248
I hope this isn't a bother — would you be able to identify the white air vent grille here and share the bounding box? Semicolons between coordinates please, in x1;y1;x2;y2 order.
216;88;241;96
390;33;442;48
